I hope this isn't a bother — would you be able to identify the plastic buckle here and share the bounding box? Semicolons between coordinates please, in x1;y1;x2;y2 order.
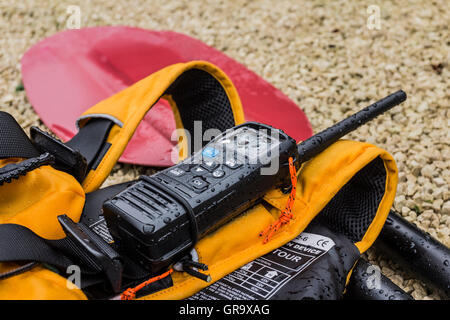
58;215;123;293
0;152;54;186
173;249;211;283
30;126;87;182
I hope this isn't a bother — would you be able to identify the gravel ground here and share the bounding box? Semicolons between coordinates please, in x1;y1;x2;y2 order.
0;0;448;300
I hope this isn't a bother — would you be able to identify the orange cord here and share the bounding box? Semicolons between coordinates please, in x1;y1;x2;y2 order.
260;157;297;244
120;269;174;300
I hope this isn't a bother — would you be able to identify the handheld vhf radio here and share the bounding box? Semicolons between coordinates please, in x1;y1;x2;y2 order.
103;90;407;275
103;122;298;273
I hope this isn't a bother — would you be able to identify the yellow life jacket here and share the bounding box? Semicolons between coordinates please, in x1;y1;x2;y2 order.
0;61;398;300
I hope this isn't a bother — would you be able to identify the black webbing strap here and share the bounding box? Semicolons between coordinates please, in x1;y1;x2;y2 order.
0;262;38;281
65;118;114;172
0;112;56;185
30;118;114;182
0;223;101;275
0;111;39;159
0;183;154;294
0;111;113;183
0;221;124;293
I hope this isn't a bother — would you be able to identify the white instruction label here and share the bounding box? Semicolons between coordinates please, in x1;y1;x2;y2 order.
90;218;114;243
189;232;335;300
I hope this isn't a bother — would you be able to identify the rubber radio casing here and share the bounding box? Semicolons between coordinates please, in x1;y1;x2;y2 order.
103;122;298;273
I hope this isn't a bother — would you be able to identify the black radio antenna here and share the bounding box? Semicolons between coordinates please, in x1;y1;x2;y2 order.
297;90;407;162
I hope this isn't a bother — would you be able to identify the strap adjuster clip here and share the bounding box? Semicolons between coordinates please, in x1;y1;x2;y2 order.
30;127;88;182
58;215;123;293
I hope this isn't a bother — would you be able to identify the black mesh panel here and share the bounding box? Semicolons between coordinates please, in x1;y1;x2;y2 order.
165;69;236;154
316;157;387;243
0;112;39;159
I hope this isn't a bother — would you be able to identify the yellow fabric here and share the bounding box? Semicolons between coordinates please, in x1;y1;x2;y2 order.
142;140;398;300
0;159;86;299
0;159;85;240
77;61;245;193
0;139;397;300
0;263;87;300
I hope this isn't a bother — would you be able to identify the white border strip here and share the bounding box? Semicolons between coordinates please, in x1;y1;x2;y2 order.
76;114;124;129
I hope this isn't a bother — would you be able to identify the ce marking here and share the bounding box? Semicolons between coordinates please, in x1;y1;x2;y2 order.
316;238;329;248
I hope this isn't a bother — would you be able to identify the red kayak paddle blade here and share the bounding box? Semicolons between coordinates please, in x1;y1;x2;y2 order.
21;26;312;167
